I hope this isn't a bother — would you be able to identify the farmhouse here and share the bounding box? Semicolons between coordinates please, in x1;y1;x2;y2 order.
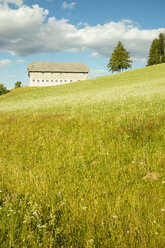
28;62;90;87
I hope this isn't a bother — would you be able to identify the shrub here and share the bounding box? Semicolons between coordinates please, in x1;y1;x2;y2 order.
0;84;10;95
15;81;22;88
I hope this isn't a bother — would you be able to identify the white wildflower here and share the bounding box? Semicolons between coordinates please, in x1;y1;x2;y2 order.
161;208;165;211
112;215;118;219
37;224;46;229
127;231;130;234
81;206;87;210
155;232;158;235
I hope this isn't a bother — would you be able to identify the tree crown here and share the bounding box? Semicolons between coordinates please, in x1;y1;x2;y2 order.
107;41;132;73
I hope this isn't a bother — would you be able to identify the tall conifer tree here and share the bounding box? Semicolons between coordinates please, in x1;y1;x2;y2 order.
158;33;165;58
147;33;165;66
107;41;132;73
147;38;160;66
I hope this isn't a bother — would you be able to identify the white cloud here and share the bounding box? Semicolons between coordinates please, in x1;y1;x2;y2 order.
89;69;109;78
0;4;48;39
0;2;164;63
62;2;76;9
0;0;23;6
122;19;133;24
16;59;26;63
0;59;11;68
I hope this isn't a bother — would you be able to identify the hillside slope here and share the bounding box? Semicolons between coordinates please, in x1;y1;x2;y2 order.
0;63;165;113
0;64;165;247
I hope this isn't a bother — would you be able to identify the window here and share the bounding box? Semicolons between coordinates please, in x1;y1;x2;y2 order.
56;80;58;82
42;80;44;82
60;80;62;82
46;80;49;82
33;79;35;82
70;80;72;82
60;72;62;74
42;72;44;74
51;80;53;82
65;80;67;82
37;80;40;82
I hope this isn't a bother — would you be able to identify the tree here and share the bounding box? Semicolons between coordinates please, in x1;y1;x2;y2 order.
0;84;10;96
107;41;132;73
15;81;22;88
147;38;160;66
161;54;165;63
158;33;165;58
147;33;165;66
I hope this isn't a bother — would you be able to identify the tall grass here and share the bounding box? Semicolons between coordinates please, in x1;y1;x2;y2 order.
0;64;165;247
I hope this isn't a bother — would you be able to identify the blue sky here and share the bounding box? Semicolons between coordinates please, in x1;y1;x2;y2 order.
0;0;165;88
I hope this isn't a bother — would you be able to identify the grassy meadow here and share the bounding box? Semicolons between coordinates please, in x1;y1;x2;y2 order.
0;64;165;247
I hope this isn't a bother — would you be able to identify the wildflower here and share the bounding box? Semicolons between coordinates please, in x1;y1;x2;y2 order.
127;231;130;234
161;209;165;211
37;224;46;229
58;192;61;196
81;206;87;210
88;239;94;243
155;232;158;235
112;215;118;219
153;220;156;224
0;190;2;193
163;181;165;184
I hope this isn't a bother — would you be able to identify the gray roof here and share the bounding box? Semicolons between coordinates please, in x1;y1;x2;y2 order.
28;62;90;73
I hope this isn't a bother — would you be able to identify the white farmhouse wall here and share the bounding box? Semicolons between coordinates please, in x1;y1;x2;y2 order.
29;72;88;87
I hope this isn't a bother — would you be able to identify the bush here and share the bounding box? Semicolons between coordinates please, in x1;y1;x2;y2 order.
15;81;22;88
0;84;10;96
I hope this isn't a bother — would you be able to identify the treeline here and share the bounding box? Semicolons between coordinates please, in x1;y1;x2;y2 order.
147;33;165;66
0;81;22;96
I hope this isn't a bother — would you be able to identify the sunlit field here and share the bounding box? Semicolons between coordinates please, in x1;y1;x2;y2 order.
0;64;165;247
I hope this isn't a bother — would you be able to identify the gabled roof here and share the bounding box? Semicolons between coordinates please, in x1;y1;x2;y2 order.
28;62;90;73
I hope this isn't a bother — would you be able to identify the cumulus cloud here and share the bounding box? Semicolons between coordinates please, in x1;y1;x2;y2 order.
0;59;11;68
0;2;164;62
62;2;76;9
0;0;23;6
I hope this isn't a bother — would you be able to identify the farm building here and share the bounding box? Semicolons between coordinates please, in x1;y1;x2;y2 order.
27;62;90;87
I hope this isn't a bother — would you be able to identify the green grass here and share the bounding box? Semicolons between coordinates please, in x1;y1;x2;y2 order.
0;64;165;247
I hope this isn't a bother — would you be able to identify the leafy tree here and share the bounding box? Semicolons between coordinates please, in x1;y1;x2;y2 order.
0;84;10;96
107;41;132;73
147;38;160;66
15;81;22;88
